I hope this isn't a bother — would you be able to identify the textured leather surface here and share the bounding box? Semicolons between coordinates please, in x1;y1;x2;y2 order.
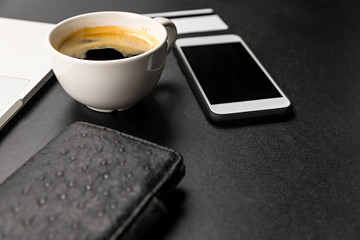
0;122;185;240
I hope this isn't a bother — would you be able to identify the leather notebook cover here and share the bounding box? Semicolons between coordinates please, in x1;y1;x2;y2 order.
0;122;185;240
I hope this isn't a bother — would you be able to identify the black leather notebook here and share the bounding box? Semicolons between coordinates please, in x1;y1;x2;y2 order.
0;122;185;240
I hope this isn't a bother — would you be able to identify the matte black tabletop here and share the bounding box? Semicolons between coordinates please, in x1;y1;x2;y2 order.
1;0;360;239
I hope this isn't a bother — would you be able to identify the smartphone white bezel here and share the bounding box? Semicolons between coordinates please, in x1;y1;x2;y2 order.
175;34;291;119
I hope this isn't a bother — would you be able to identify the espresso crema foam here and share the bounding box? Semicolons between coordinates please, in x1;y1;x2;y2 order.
55;25;159;60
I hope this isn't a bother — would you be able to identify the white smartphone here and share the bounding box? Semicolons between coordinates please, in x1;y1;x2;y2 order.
174;34;292;122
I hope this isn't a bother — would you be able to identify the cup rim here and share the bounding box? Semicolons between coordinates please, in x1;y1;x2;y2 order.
48;11;168;64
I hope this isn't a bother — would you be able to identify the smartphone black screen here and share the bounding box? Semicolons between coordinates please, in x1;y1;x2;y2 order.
181;43;282;105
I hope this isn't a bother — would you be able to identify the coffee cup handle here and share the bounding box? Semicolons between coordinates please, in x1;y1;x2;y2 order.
154;17;177;54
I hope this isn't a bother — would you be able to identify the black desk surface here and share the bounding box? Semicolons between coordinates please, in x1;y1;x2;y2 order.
1;0;360;239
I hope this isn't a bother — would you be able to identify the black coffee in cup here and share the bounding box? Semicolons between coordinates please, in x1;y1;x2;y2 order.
55;26;159;61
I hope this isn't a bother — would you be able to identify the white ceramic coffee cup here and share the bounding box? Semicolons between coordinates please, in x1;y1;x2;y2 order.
48;11;177;112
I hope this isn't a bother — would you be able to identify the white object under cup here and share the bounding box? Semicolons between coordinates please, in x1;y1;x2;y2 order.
48;11;177;112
